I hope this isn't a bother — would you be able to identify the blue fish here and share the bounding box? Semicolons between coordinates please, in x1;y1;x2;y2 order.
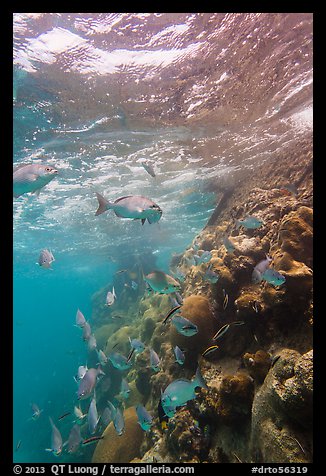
261;268;286;287
108;352;132;371
171;315;198;336
223;236;235;253
174;345;185;365
131;281;138;290
120;379;131;399
194;251;212;265
106;401;125;436
136;405;153;431
161;367;208;417
235;216;264;229
203;264;219;284
127;338;145;361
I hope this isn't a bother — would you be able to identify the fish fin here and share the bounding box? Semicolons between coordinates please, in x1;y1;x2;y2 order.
62;441;68;448
45;448;53;452
95;192;110;216
193;366;209;390
235;219;241;229
141;218;146;225
32;188;41;197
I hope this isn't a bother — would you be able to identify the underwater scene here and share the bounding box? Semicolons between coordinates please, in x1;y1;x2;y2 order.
13;13;313;464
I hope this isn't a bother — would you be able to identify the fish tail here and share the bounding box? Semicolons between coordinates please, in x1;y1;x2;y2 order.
95;192;110;216
193;366;208;390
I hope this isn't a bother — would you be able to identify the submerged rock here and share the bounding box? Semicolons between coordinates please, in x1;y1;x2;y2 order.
92;407;144;463
250;348;313;463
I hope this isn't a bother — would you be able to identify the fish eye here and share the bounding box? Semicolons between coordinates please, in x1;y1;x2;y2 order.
45;167;52;172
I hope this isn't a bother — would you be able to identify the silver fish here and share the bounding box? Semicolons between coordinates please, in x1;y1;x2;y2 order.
95;192;162;225
13;163;58;198
107;401;125;436
106;287;116;306
76;309;86;328
46;417;62;456
31;403;43;420
252;255;272;283
174;345;185;365
140;160;156;177
74;365;88;383
87;394;99;435
96;349;108;366
73;405;87;424
149;348;161;372
82;322;92;341
77;367;104;400
65;424;82;454
87;334;97;351
38;249;55;269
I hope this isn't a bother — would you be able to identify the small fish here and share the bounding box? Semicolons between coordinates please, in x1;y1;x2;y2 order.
82;321;92;342
115;269;128;275
202;264;219;284
194;251;212;266
87;334;97;351
235;215;264;230
87;394;99;435
108;352;132;371
74;365;88;383
82;436;104;446
13;163;58;198
212;321;244;341
252;301;260;313
96;349;108;366
38;249;55;269
149;348;161;372
31;403;43;420
252;255;272;284
271;355;281;367
161;367;208;418
222;289;229;310
129;338;145;355
202;345;219;357
95;192;162;225
65;424;82;454
162;305;181;325
131;280;138;290
15;440;22;452
100;406;114;427
144;270;181;294
223;236;235;253
261;268;286;286
136;405;153;431
174;345;185;365
75;309;86;328
46;417;63;457
73;405;87;424
140;160;156;178
77;367;104;400
171;315;198;336
120;378;131;399
107;402;125;436
106;287;117;306
111;314;123;320
58;412;71;421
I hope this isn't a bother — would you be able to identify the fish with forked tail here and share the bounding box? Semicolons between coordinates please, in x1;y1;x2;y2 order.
95;192;162;225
